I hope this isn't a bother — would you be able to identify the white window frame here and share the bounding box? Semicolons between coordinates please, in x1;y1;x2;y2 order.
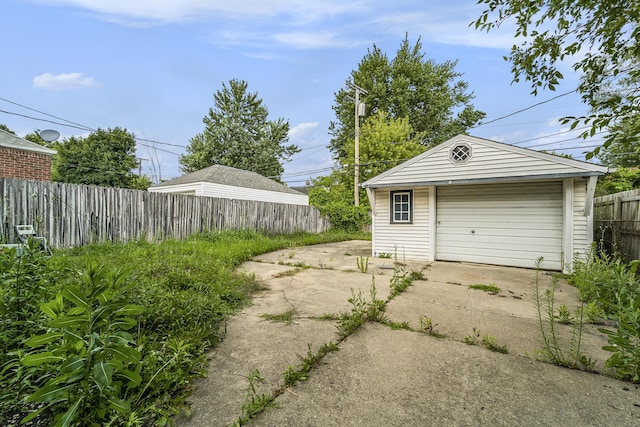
390;190;413;224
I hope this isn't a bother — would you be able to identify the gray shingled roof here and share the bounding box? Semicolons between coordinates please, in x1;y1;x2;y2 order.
151;164;304;195
0;129;57;155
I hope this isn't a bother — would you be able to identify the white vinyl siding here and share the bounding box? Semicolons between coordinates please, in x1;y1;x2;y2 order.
150;182;308;205
573;178;590;260
436;182;563;270
366;136;607;188
373;187;429;259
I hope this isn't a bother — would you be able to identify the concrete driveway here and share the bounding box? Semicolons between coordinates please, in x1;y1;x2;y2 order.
179;240;640;426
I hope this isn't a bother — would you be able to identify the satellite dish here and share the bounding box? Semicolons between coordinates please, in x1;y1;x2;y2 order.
38;129;60;142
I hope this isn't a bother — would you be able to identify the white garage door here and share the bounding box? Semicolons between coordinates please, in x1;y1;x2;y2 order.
436;181;563;270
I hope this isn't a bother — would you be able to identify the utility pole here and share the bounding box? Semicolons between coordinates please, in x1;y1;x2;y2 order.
348;82;367;206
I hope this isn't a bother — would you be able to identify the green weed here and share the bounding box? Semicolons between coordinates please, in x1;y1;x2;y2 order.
464;327;481;345
356;256;369;273
261;309;298;324
336;279;387;338
418;316;445;338
469;284;501;294
481;335;509;354
378;252;392;259
233;369;277;426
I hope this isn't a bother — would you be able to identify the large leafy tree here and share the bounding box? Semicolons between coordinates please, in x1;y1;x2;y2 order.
474;0;640;159
329;36;485;162
180;79;299;181
310;112;426;229
53;127;149;190
0;124;16;134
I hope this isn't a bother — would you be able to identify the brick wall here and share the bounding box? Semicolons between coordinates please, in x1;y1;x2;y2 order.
0;147;53;181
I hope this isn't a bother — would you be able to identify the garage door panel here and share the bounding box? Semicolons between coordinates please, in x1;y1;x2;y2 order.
436;182;563;270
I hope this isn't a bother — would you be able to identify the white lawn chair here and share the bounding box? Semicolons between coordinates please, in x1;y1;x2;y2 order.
14;224;52;256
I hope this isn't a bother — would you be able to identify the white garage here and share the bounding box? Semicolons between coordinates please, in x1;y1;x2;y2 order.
362;135;609;272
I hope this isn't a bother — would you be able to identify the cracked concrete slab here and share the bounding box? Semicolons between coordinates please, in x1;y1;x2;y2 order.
178;240;640;427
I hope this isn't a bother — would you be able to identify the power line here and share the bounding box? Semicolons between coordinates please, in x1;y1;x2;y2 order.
473;89;577;128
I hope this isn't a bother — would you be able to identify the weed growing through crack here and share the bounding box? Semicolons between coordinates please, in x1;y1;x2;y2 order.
534;257;594;370
482;335;509;354
378;252;392;259
469;284;501;294
336;278;386;338
464;327;481;345
357;256;369;273
260;309;298;324
233;369;277;426
283;342;340;387
273;268;301;278
555;304;574;324
388;321;412;331
418;315;445;338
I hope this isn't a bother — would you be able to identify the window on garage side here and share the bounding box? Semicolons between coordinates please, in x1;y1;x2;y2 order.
390;190;413;224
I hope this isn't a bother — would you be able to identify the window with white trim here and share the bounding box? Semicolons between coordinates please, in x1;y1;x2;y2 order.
390;190;413;224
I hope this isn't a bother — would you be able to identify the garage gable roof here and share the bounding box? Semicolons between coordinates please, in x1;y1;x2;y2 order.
362;134;609;188
0;129;56;155
151;164;304;195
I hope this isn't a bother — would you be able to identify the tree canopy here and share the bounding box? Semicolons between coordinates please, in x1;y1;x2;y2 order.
474;0;640;159
0;124;16;135
309;112;427;230
329;36;485;162
180;79;299;181
52;127;150;190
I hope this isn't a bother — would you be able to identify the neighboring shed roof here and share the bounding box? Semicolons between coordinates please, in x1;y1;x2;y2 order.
0;129;56;155
363;134;609;188
151;164;304;195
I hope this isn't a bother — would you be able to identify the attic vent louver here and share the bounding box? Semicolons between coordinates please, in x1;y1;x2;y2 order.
450;143;472;164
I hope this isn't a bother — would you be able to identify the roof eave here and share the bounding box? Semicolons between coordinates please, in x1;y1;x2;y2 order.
362;171;606;189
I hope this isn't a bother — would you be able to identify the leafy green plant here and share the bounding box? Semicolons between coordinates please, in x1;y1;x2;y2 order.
418;316;445;338
21;263;144;426
582;301;606;324
283;342;339;387
555;304;574;324
378;252;392;259
233;369;277;426
356;256;369;273
408;270;427;281
389;258;412;299
469;284;501;294
534;259;592;370
336;279;386;338
464;327;481;345
482;335;509;354
599;291;640;382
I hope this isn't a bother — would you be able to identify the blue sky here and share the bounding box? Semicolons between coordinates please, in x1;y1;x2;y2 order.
1;0;603;185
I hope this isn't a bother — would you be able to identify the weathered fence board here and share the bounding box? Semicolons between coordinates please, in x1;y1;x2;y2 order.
594;189;640;262
0;178;330;248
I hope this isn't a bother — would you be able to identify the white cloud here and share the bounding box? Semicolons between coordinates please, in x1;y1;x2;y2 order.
33;72;99;90
288;122;319;139
33;0;360;24
272;32;363;49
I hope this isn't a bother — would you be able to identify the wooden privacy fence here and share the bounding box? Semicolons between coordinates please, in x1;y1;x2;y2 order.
594;189;640;262
0;178;330;248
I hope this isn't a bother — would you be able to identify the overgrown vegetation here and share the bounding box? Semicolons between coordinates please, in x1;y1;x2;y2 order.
0;229;364;426
569;249;640;382
535;258;595;372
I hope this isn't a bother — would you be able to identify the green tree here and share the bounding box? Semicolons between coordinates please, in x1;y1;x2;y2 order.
596;167;640;196
474;0;640;158
180;79;299;181
0;124;16;134
329;35;485;162
52;127;144;189
310;112;426;230
345;111;427;205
